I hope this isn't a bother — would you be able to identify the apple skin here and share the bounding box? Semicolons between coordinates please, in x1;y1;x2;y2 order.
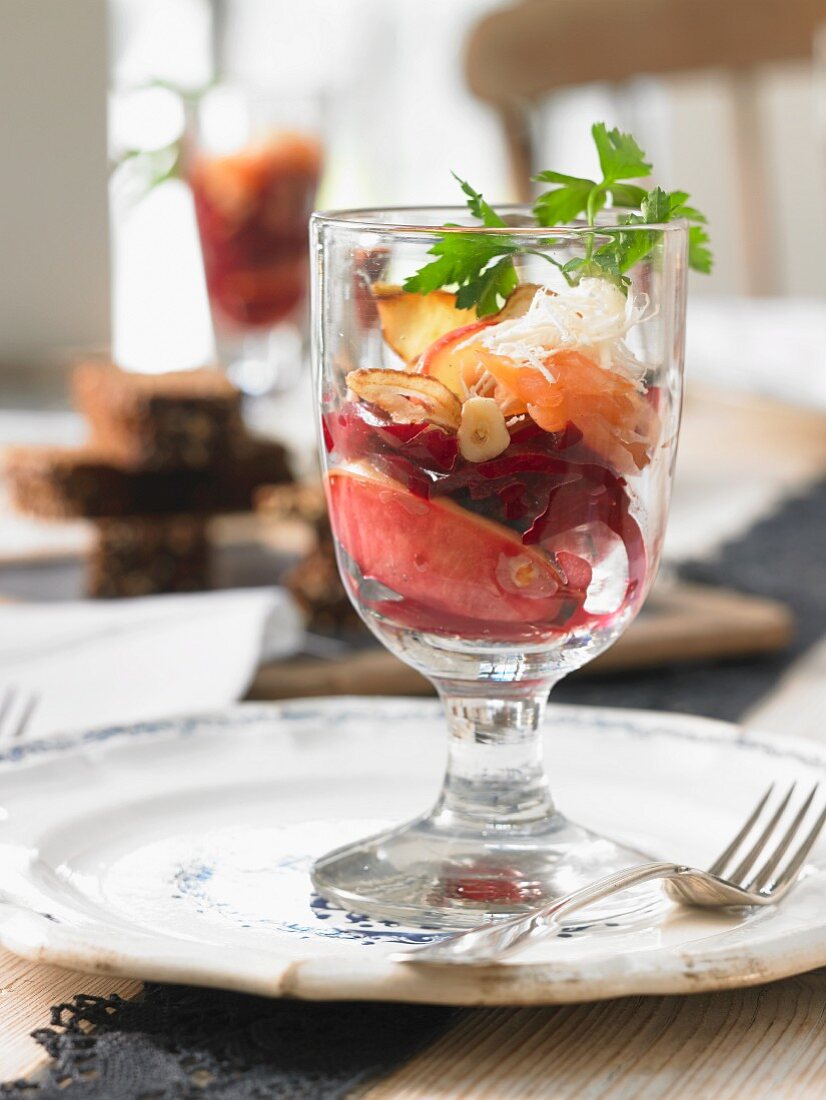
418;320;493;397
326;467;567;626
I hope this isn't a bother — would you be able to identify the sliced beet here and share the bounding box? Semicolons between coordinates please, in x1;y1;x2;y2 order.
322;399;648;619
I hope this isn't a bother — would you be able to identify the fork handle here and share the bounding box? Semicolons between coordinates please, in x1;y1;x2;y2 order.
398;861;685;965
539;861;682;925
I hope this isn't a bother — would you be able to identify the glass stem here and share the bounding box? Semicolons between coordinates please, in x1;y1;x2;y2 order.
430;683;559;833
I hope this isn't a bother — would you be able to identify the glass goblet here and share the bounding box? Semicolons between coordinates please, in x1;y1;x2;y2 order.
310;207;687;928
186;84;323;396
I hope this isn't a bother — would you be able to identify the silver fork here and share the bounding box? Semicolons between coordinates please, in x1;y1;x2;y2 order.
0;688;38;742
393;782;826;966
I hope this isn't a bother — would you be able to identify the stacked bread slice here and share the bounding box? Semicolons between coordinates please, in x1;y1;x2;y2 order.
7;364;293;596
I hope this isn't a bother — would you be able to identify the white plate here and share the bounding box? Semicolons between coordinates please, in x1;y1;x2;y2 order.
0;698;824;1006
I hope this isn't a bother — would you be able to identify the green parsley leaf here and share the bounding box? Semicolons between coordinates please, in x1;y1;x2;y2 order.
398;173;516;314
689;225;713;273
640;185;671;224
666;189;714;272
590;253;631;285
451;173;508;228
606;182;648;209
532;171;596;225
594;184;713;278
405;123;712;308
591;123;652;182
403;233;516;295
677;205;708;224
402;179;519;315
456;256;519;314
403;252;464;296
533;128;653;235
594;228;653;281
533;170;595;187
667;190;708;224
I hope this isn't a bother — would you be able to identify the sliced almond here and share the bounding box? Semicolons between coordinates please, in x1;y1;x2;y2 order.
458;396;511;462
346;368;462;431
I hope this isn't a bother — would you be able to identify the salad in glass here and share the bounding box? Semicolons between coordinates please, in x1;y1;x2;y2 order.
310;124;710;927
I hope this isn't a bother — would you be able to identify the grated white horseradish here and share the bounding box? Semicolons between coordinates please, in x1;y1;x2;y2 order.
473;279;650;385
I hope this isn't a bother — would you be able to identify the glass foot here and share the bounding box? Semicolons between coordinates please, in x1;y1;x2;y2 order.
219;320;305;396
311;812;662;930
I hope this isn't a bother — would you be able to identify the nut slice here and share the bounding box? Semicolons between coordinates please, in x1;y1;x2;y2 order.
346;368;462;431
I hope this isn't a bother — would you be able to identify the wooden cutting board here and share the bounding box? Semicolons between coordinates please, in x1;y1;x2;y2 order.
249;581;793;699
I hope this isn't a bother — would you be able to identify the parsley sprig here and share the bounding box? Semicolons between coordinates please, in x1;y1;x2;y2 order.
402;175;520;314
403;123;712;315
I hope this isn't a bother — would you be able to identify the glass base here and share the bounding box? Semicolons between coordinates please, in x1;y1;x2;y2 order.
218;319;305;397
311;811;661;930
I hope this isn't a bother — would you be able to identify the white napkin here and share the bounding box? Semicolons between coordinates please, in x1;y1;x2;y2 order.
0;588;304;740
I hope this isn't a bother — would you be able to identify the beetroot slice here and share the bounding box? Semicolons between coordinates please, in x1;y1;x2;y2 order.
323;400;647;613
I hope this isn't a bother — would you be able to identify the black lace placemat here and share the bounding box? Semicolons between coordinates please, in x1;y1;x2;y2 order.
3;479;824;1099
0;989;455;1099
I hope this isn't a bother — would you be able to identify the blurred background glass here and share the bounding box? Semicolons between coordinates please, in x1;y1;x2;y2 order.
186;85;322;395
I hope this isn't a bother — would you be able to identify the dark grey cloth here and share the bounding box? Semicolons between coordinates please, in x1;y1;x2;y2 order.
557;479;826;720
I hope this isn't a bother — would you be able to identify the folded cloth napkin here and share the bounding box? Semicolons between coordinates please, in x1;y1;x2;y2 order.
0;588;304;740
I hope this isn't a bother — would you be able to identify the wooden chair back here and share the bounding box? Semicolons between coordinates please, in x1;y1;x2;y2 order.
464;0;826;292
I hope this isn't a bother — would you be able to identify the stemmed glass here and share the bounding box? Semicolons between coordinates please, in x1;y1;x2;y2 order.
186;84;323;396
310;207;687;928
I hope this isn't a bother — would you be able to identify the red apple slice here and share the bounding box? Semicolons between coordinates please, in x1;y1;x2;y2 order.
418;320;492;398
326;467;565;624
417;287;541;405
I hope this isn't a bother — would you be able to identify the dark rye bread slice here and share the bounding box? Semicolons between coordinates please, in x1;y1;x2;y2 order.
88;515;210;598
5;447;132;518
5;438;293;520
255;481;330;536
256;482;365;634
73;363;243;470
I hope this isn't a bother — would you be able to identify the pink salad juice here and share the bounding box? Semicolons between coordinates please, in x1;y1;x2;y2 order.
190;132;322;330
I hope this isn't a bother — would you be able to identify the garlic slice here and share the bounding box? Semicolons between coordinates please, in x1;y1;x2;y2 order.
458;396;511;462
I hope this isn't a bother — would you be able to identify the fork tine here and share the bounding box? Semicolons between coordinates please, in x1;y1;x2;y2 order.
770;801;826;893
748;784;819;891
9;693;38;740
729;784;796;885
707;783;774;876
